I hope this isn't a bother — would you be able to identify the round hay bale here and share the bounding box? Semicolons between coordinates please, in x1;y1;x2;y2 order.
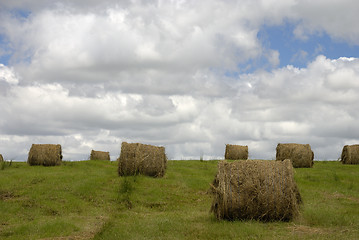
0;154;3;162
90;150;110;161
341;145;359;164
224;144;248;160
276;143;314;168
118;142;167;178
27;144;62;166
210;159;301;221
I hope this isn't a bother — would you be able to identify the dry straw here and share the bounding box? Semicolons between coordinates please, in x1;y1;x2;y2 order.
276;143;314;168
341;145;359;164
90;150;110;161
224;144;248;160
27;144;62;166
210;159;301;221
118;142;167;177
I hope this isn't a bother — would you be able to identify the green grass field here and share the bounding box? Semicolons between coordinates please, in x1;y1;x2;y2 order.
0;160;358;239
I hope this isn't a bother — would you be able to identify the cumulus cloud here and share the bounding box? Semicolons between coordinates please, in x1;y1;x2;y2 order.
1;2;268;101
0;1;359;160
1;54;359;160
238;56;359;157
292;0;359;45
0;64;18;84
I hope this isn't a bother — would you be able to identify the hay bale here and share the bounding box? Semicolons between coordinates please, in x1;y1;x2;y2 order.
224;144;248;160
210;159;301;221
118;142;167;177
276;143;314;168
90;150;110;161
0;154;3;162
27;144;62;166
341;145;359;164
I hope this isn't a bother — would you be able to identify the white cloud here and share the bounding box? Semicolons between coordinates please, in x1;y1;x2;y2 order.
291;50;308;64
292;0;359;45
2;1;288;88
0;64;18;84
1;55;359;160
266;50;280;67
326;68;359;90
0;1;359;161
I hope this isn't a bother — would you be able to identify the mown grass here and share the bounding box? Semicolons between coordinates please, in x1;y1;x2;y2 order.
0;160;358;239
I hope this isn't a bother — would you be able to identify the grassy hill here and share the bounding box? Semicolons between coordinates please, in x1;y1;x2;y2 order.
0;160;358;239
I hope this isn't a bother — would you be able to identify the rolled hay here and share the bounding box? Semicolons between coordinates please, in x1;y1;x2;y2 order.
90;150;110;161
210;159;301;221
341;145;359;164
27;144;62;166
118;142;167;177
224;144;248;160
276;143;314;168
0;154;3;162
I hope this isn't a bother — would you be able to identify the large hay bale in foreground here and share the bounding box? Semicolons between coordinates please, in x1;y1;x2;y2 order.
90;150;110;161
211;159;301;221
276;143;314;168
118;142;167;177
341;145;359;164
27;144;62;166
0;154;3;162
224;144;248;160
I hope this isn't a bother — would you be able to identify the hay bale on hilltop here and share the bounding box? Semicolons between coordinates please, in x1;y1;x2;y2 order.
27;144;62;166
0;154;3;162
118;142;167;177
210;159;301;221
90;150;110;161
276;143;314;168
224;144;248;160
341;145;359;164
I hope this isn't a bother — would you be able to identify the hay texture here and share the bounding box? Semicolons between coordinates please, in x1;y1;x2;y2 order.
27;144;62;166
211;159;301;221
276;143;314;168
0;154;3;162
118;142;167;177
224;144;248;160
341;145;359;164
90;150;110;161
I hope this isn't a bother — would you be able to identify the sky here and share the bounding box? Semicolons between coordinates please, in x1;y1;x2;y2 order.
0;0;359;161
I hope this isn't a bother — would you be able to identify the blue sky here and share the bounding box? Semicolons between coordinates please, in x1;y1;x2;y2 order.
0;33;9;64
1;1;359;161
258;21;359;69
